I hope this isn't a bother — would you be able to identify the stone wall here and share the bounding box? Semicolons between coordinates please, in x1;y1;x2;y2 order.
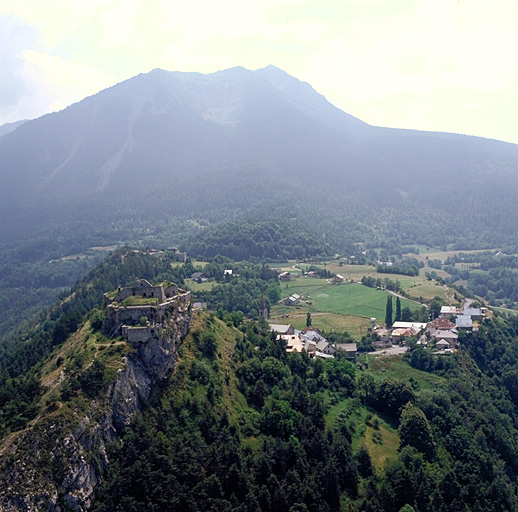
122;324;163;344
112;282;167;303
0;291;192;512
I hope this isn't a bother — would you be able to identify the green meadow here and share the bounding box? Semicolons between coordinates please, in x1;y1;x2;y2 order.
271;278;421;338
323;262;455;303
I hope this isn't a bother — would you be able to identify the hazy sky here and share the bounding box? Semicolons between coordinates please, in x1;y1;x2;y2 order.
1;0;517;143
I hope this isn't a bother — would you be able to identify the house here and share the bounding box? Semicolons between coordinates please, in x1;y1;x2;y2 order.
280;334;304;353
315;340;335;355
304;340;317;354
431;330;458;347
300;326;327;343
440;306;461;318
335;343;357;359
455;315;473;329
372;339;391;349
426;318;456;332
331;274;344;283
279;272;291;281
391;327;418;343
392;321;427;331
269;323;295;335
224;269;233;276
191;272;207;283
192;301;207;310
374;326;390;338
147;249;164;258
284;294;301;306
462;307;483;321
435;339;451;350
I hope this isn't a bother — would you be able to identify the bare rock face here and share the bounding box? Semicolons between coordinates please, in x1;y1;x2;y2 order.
0;305;191;511
109;310;190;432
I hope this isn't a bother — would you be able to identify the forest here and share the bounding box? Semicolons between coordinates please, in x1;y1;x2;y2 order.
442;251;518;308
2;249;518;510
90;308;518;511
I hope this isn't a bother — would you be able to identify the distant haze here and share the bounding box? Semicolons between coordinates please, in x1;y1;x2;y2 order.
1;1;517;143
1;65;517;252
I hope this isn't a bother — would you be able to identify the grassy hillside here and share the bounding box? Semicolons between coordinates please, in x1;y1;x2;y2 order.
2;252;518;510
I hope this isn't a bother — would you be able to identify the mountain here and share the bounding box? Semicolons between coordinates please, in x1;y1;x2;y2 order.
0;64;517;340
0;64;517;344
1;65;517;253
0;119;27;138
0;66;364;204
3;250;518;511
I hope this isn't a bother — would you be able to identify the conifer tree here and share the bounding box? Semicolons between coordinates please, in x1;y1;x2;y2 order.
395;296;401;322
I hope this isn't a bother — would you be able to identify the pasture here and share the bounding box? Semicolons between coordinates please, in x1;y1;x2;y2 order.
296;262;457;303
270;278;421;338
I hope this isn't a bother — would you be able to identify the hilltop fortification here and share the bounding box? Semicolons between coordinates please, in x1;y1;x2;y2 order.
0;278;192;511
103;278;191;340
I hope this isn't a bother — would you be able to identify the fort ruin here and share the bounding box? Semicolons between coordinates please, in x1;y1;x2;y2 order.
103;278;191;342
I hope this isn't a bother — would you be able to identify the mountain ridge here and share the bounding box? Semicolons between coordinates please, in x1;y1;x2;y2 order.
1;65;518;255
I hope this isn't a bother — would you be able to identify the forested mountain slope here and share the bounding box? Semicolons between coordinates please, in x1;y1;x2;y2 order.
2;252;518;510
1;65;517;373
1;65;517;254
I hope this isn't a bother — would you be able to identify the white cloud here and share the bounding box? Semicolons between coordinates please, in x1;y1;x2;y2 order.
23;50;113;94
1;50;115;123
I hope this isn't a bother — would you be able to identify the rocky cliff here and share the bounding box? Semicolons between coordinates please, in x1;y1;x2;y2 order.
0;303;191;511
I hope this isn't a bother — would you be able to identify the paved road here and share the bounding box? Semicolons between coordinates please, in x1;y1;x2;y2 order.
372;345;409;356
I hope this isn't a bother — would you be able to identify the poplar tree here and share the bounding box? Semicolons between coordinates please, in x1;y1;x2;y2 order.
385;295;393;328
395;296;402;322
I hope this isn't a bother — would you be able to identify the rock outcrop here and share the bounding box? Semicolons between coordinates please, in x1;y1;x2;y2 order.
0;297;191;511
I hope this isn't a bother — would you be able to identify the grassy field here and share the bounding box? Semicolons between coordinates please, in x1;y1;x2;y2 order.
326;397;400;473
363;354;447;391
277;312;371;339
301;262;456;303
270;279;420;338
404;248;495;265
360;420;400;473
185;279;217;292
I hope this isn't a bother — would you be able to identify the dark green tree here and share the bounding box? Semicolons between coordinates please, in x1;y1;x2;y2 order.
306;312;312;327
385;295;393;328
429;296;443;320
401;306;413;322
398;402;436;460
395;297;401;322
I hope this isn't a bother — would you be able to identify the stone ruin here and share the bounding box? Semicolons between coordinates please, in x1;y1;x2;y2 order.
102;278;191;342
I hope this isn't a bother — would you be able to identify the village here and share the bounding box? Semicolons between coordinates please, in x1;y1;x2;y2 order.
270;268;490;360
169;259;494;362
268;301;488;360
